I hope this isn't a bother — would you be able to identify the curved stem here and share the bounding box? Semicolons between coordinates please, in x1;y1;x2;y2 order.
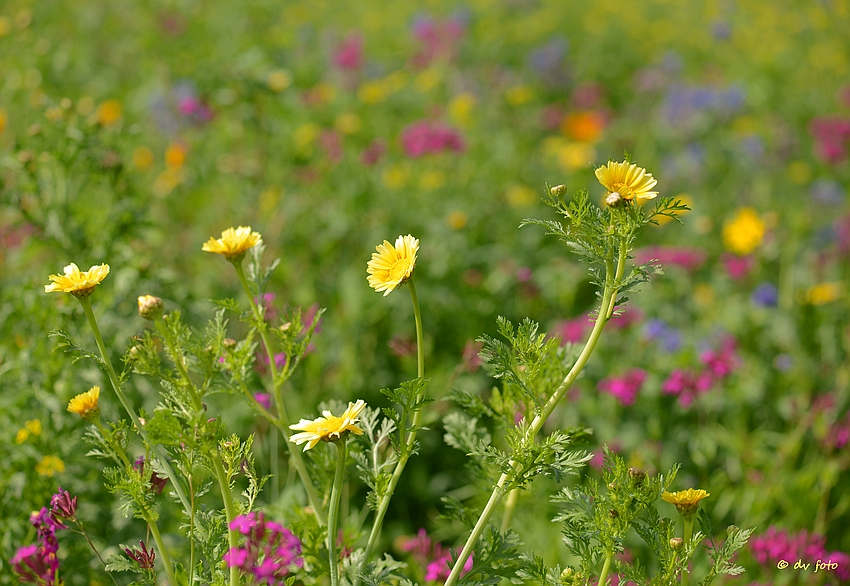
597;552;614;586
444;248;624;586
213;455;240;586
357;278;426;580
79;297;193;517
328;439;348;586
234;262;326;524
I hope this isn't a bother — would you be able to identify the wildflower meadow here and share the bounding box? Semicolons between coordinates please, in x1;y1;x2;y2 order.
1;0;849;585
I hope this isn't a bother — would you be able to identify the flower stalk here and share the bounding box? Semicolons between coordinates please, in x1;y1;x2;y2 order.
328;438;348;586
212;454;241;586
234;261;326;525
443;239;627;586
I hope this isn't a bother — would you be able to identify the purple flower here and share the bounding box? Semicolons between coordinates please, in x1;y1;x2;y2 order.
13;507;64;584
134;456;168;495
751;283;778;307
255;393;272;410
125;541;156;570
50;487;77;522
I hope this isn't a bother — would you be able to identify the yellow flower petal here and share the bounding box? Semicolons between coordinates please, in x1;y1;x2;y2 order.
68;386;101;421
595;160;658;203
289;400;367;451
44;263;110;297
366;235;419;296
202;226;263;261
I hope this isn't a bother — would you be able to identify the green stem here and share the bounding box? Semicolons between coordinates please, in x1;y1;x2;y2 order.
444;246;626;586
213;455;240;586
328;439;348;586
597;552;614;586
145;511;179;586
74;520;120;586
682;515;694;586
93;419;131;469
79;297;193;517
499;488;520;533
357;278;426;580
234;262;326;524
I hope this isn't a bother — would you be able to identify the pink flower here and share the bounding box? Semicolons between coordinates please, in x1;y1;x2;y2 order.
254;393;272;410
333;33;364;71
553;317;590;345
400;120;465;158
224;513;302;583
722;253;755;280
461;339;483;373
634;246;707;271
598;369;647;406
608;306;644;329
360;139;386;166
425;551;472;582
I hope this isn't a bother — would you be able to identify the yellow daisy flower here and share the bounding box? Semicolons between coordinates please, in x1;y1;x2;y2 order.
289;400;367;451
595;160;659;204
36;455;66;477
201;226;263;262
722;208;764;255
68;386;101;421
367;235;419;296
662;488;710;515
44;263;110;297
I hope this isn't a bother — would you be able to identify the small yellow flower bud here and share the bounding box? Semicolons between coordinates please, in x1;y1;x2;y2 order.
223;338;237;348
137;295;163;320
605;192;623;207
628;467;646;484
670;537;684;550
550;184;567;197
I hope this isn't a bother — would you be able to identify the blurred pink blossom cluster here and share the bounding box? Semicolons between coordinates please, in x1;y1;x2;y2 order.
401;528;473;582
400;120;465;157
634;246;707;272
662;337;740;407
333;33;364;71
410;15;466;67
598;368;648;406
809;116;850;164
223;512;302;585
750;526;850;581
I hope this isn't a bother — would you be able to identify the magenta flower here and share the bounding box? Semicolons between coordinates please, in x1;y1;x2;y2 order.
50;487;77;523
134;456;168;495
125;541;156;570
425;550;473;582
400;120;465;158
223;513;302;584
333;33;364;71
634;246;707;271
721;253;755;280
598;369;647;406
553;317;590;345
13;508;64;585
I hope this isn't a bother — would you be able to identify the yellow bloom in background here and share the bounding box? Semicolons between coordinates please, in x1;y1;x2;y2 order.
0;108;7;134
335;113;362;135
447;210;468;230
202;226;263;261
0;16;11;36
15;419;42;444
557;142;596;172
132;146;154;170
381;164;409;190
505;85;534;106
506;184;537;207
68;386;101;421
785;160;812;185
165;143;187;169
449;93;476;127
654;193;693;226
96;99;122;126
358;80;390;104
806;282;843;305
267;69;292;92
44;263;110;297
595;161;659;203
722;208;764;255
662;488;710;515
561;111;605;143
289;400;367;451
36;455;66;477
419;170;446;191
367;235;419;296
414;67;442;93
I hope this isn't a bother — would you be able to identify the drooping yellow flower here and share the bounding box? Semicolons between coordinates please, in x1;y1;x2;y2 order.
289;400;367;451
595;160;659;203
201;226;263;262
68;386;101;421
662;488;710;515
44;263;110;297
722;208;764;255
366;235;419;296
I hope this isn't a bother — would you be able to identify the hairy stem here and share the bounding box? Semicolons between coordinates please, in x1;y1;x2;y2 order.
234;262;326;524
213;455;240;586
443;245;626;586
356;278;426;581
79;297;194;517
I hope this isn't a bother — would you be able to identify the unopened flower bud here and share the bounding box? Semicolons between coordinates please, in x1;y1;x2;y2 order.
607;481;618;491
223;338;237;348
137;295;163;320
550;184;567;197
628;467;646;484
605;192;623;207
670;537;684;550
280;322;292;331
609;509;619;518
727;525;739;537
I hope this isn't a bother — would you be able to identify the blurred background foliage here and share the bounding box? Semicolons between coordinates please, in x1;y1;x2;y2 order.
1;0;849;584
